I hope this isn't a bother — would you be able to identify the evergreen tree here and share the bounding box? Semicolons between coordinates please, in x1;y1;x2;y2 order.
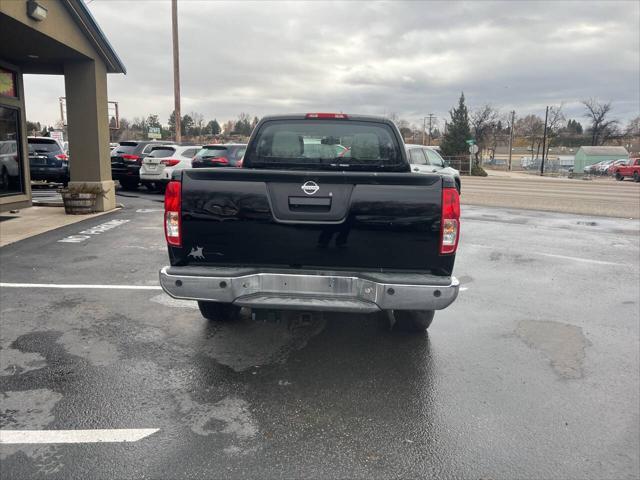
206;119;221;135
440;92;471;156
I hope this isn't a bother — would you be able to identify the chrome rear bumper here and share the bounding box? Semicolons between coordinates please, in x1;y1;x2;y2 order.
160;266;459;313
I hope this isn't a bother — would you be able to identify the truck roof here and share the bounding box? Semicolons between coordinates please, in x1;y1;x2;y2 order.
258;113;397;126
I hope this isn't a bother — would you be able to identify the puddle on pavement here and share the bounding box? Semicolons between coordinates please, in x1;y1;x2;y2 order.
0;389;65;474
175;392;259;455
0;348;47;377
516;320;589;379
56;331;121;367
202;311;326;372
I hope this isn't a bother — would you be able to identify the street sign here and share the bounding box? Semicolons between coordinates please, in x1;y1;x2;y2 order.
465;139;475;145
148;127;161;139
469;144;479;154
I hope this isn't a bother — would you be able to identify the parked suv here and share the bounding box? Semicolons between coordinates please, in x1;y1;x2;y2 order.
405;144;461;192
111;141;160;190
28;137;69;185
140;144;201;191
191;144;246;168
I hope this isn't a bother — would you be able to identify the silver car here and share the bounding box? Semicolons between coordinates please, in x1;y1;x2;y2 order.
405;144;461;192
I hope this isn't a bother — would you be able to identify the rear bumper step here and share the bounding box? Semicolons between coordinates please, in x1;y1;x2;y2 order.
159;266;459;313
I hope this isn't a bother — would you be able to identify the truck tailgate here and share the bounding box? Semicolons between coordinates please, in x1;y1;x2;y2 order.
172;168;454;276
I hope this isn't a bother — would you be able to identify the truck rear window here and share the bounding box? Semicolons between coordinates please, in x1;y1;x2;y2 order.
245;120;405;171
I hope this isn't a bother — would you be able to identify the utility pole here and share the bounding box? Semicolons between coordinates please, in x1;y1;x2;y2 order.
426;113;435;146
422;117;427;145
540;105;549;176
171;0;182;143
507;110;515;171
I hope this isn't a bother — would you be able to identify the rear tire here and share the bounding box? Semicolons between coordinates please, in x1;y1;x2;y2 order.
634;172;639;183
615;172;624;181
198;301;241;322
0;167;9;191
119;178;139;190
394;310;435;332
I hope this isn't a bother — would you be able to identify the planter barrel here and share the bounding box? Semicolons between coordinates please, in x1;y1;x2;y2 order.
61;192;97;215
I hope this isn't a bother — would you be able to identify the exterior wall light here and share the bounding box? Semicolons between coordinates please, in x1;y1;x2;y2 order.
27;0;48;21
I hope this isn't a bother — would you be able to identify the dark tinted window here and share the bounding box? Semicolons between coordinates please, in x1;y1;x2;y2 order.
27;139;62;154
112;143;138;155
195;146;228;159
246;120;404;171
148;147;175;158
1;106;25;196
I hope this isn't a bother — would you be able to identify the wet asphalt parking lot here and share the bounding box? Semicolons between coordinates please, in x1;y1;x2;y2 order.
1;189;639;479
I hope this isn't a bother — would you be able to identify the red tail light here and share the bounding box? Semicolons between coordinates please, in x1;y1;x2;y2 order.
122;154;140;162
211;157;229;165
161;159;180;167
236;157;243;168
55;153;68;161
164;181;182;247
440;187;460;255
306;113;349;119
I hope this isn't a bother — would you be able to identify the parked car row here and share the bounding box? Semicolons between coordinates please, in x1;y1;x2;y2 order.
110;141;247;191
583;158;629;177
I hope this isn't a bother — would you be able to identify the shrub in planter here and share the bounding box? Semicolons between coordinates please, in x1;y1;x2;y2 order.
59;184;104;215
471;164;488;176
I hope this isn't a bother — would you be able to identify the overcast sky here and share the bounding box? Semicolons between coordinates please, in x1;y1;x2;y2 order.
24;0;640;130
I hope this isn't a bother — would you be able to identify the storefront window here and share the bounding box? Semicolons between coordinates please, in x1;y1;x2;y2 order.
0;106;24;196
0;68;17;97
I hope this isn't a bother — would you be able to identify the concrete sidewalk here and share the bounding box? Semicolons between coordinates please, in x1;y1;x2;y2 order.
0;206;118;247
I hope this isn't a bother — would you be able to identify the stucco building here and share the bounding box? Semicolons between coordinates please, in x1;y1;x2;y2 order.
0;0;125;212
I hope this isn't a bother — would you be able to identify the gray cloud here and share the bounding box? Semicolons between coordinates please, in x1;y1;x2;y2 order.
24;0;639;129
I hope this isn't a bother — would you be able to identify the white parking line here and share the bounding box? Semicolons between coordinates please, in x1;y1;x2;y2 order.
464;243;626;266
0;283;162;290
0;428;159;444
537;252;626;266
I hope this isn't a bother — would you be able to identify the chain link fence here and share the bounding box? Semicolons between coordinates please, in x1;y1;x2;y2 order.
442;155;473;175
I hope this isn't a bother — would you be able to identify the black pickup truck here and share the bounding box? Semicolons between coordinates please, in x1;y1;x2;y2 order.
160;113;460;332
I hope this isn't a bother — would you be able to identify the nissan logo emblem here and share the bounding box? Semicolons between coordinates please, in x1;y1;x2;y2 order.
301;181;320;195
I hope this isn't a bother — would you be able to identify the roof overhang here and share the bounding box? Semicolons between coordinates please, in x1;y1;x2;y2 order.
61;0;126;74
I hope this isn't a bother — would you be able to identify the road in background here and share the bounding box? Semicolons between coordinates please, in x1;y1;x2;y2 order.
462;175;640;218
1;191;638;479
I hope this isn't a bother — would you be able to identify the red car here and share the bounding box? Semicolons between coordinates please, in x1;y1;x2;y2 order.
607;159;629;175
613;158;640;182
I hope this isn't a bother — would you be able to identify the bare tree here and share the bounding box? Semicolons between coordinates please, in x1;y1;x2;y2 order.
516;114;545;165
582;98;618;146
470;105;499;164
396;118;412;139
544;104;566;157
625;116;640;137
